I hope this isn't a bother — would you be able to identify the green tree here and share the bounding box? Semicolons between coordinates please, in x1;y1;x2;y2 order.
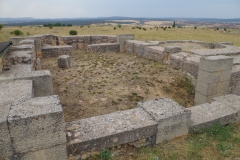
0;24;3;31
172;21;176;28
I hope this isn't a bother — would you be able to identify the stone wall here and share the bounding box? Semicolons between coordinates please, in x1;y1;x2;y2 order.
42;45;73;58
87;43;120;54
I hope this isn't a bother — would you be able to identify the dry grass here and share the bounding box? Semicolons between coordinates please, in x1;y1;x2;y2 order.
1;25;240;46
41;51;194;122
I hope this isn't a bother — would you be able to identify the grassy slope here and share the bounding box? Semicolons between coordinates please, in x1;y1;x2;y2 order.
0;25;240;46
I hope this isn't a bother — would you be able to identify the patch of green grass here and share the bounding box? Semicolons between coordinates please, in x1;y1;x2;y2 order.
110;123;240;160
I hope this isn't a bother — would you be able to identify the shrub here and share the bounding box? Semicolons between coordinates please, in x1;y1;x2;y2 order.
13;30;23;36
69;30;77;35
194;26;197;29
49;26;52;29
113;27;116;30
67;24;73;27
143;28;147;31
132;27;135;29
0;24;3;31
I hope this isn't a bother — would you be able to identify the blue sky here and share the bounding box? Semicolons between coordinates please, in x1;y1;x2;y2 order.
0;0;239;19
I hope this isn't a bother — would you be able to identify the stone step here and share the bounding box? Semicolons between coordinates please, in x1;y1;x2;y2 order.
66;108;157;156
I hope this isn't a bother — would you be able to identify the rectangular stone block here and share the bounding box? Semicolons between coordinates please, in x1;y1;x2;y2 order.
8;95;66;153
117;34;134;52
16;70;53;97
197;70;221;84
217;81;230;94
0;105;13;159
213;94;240;122
144;46;164;63
196;81;217;96
138;98;191;144
199;56;233;72
220;70;232;81
12;145;67;160
0;80;33;159
87;43;120;54
189;101;238;132
164;46;182;54
66;108;157;156
58;55;72;68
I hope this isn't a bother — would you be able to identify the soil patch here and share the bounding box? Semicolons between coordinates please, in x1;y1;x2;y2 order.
41;51;194;122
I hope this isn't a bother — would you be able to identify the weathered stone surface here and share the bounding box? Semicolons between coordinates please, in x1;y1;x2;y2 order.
8;95;66;153
117;34;134;52
16;70;53;97
36;58;41;70
217;42;233;46
19;39;35;45
213;94;240;122
0;105;12;159
58;55;72;68
138;98;191;144
199;56;233;72
87;43;120;53
6;51;32;64
189;101;238;132
42;45;73;58
66;108;157;156
164;46;182;54
190;46;240;56
169;52;189;69
144;46;165;63
12;144;67;160
124;40;157;56
0;80;33;159
0;80;33;106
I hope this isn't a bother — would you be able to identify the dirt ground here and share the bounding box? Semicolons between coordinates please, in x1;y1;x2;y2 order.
41;51;194;122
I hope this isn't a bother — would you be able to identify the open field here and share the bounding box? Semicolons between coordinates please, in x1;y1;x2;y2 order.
1;25;240;46
41;51;194;122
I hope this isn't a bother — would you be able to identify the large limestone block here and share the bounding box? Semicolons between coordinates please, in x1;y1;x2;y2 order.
8;95;66;154
213;94;240;122
19;39;35;45
66;108;157;156
0;80;33;159
199;56;233;72
16;70;53;97
12;145;67;160
117;34;134;52
58;55;72;68
189;101;238;132
0;104;12;159
138;98;191;144
164;46;182;54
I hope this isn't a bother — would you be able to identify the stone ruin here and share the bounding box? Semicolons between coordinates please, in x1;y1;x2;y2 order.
0;34;240;160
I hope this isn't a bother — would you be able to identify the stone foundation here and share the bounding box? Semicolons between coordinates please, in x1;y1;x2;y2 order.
87;43;120;53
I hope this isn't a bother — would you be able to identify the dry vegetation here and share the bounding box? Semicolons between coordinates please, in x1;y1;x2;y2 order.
1;25;240;46
41;51;194;122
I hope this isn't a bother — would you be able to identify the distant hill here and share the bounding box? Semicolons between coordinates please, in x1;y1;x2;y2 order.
0;17;240;26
